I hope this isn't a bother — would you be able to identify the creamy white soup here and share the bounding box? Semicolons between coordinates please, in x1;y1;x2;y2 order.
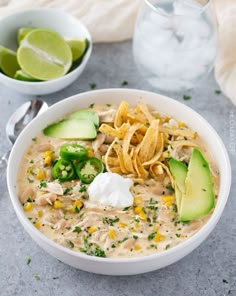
17;102;219;258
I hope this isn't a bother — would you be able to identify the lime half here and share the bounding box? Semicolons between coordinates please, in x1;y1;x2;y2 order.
67;39;87;62
0;46;20;78
17;29;72;81
17;27;33;45
14;69;40;82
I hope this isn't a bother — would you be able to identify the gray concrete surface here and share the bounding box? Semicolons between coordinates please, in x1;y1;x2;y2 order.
0;41;235;296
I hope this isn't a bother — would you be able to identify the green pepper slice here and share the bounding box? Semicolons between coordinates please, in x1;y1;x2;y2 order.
75;157;104;184
52;159;76;181
60;144;87;161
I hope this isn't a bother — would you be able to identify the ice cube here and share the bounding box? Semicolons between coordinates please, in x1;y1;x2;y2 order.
173;0;203;16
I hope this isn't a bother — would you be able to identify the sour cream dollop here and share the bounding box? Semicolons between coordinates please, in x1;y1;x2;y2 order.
88;172;133;208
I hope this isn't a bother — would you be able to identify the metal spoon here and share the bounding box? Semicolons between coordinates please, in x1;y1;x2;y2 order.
0;99;48;171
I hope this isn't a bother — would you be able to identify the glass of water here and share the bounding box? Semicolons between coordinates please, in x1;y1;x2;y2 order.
133;0;217;92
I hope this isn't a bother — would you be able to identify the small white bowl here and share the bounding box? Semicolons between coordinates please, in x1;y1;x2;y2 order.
7;89;231;275
0;8;92;95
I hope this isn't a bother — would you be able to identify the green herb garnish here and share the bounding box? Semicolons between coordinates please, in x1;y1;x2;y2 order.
148;232;157;241
39;181;47;188
79;185;87;193
183;95;191;101
89;83;97;90
73;226;81;233
102;216;120;226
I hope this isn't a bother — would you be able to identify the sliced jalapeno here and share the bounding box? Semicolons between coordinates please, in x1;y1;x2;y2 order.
75;157;104;184
52;159;76;181
60;144;87;161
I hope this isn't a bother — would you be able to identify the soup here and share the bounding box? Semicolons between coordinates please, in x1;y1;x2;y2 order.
17;101;219;258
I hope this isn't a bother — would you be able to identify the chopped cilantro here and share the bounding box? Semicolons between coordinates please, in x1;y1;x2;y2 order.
79;185;86;193
118;237;128;244
175;233;181;238
38;181;47;188
133;217;140;222
106;104;111;107
89;83;97;90
111;243;116;248
27;177;34;183
89;103;94;108
183;95;192;101
33;274;40;280
73;226;81;233
25;257;31;265
148;232;157;241
150;244;157;249
133;235;138;240
27;198;33;203
166;184;175;192
32;137;37;142
121;80;128;86
102;216;119;226
86;246;106;258
122;206;130;211
29;160;34;164
63;187;72;195
68;240;74;248
165;244;170;250
215;90;221;95
74;206;80;213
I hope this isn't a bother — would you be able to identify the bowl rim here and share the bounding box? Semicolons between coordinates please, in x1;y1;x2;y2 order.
0;7;92;86
7;88;232;264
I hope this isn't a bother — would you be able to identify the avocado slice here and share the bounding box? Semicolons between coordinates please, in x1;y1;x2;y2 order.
69;109;99;127
43;118;97;140
179;148;215;221
168;158;188;212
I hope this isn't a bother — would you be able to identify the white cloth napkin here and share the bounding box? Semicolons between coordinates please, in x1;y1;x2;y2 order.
0;0;235;105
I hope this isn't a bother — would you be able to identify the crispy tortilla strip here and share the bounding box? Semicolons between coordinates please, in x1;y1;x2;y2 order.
106;157;120;166
171;140;198;149
114;101;129;128
139;119;159;163
104;138;118;173
99;123;129;139
137;104;155;125
110;167;123;174
142;133;164;166
133;156;148;179
123;123;143;173
159;126;197;138
113;143;128;174
150;161;175;188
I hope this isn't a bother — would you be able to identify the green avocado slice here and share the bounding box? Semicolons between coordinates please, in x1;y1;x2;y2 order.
179;148;215;221
43;118;97;140
69;109;99;127
168;158;188;212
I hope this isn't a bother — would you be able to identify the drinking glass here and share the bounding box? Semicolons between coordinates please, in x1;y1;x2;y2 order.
133;0;217;92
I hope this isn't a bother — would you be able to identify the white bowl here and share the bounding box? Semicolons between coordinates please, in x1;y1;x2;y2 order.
0;8;92;95
7;89;231;275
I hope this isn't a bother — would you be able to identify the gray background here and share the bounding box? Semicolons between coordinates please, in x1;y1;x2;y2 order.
0;41;235;296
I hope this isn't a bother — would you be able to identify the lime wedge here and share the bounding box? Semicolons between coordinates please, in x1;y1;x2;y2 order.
17;27;34;44
67;39;87;62
14;69;40;82
0;46;20;78
17;29;72;81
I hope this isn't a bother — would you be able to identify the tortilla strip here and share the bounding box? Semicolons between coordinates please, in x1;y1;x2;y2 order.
103;137;118;173
114;101;129;128
159;126;197;138
137;104;155;125
142;133;164;166
133;156;148;179
150;161;175;188
99;122;129;139
139;119;159;163
113;143;128;174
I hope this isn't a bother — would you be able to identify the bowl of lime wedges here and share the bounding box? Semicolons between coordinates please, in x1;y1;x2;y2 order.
0;8;92;95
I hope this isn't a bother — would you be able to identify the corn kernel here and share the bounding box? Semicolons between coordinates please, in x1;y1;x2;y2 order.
154;233;165;243
134;245;142;251
34;222;41;229
53;200;63;209
87;226;98;234
139;211;147;221
87;147;94;157
162;195;174;207
36;169;46;180
134;206;142;214
44;156;52;166
178;121;186;127
133;196;143;205
37;210;43;218
119;222;127;228
43;150;53;158
108;229;116;240
24;202;33;212
194;132;198;139
153;225;159;232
